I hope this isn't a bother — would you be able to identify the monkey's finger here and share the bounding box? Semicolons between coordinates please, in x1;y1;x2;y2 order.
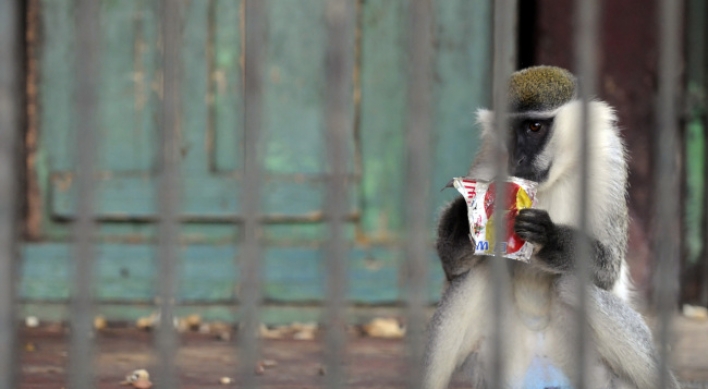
515;229;546;245
516;208;552;222
514;220;547;235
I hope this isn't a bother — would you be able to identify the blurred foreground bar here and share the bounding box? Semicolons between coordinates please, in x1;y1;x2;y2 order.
239;1;268;388
0;0;21;386
68;0;100;388
489;0;517;387
654;0;682;388
403;1;433;388
573;0;600;387
156;0;183;387
323;0;354;388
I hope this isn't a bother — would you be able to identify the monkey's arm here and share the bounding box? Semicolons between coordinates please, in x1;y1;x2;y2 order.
514;208;620;290
436;196;484;281
557;278;680;389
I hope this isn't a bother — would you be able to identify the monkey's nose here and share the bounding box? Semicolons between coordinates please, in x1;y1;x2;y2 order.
509;155;525;169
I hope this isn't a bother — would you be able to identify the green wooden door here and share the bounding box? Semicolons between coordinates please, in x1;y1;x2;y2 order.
22;0;491;323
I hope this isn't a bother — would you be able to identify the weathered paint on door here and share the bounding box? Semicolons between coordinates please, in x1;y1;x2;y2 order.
23;0;491;322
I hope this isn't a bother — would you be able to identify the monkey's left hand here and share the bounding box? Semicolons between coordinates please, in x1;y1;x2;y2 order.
513;208;572;273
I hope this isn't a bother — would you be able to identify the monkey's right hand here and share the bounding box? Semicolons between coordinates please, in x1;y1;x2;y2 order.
436;196;479;281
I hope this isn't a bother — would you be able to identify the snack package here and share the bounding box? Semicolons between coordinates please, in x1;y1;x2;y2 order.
451;177;539;262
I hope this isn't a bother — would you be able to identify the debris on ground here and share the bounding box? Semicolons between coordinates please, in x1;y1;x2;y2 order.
683;304;708;321
254;363;265;375
259;324;285;339
198;323;211;333
290;322;318;340
25;316;39;328
361;318;405;338
219;376;232;385
259;322;318;340
203;321;232;341
182;314;202;331
120;369;153;388
93;315;107;330
253;358;278;375
135;314;158;331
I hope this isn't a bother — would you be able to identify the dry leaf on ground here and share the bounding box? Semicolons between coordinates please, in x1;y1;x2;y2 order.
361;318;405;338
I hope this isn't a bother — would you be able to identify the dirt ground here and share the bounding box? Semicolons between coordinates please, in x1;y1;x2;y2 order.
17;316;708;389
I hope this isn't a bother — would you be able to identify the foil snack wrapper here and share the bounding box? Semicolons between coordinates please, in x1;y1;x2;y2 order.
451;177;539;262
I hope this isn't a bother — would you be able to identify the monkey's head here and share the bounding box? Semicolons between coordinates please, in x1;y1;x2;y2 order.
507;66;576;112
476;65;614;186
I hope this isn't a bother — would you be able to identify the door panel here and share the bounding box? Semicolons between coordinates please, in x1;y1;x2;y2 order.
24;0;492;319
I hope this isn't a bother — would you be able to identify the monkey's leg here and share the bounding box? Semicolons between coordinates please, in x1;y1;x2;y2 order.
557;277;680;389
423;267;491;389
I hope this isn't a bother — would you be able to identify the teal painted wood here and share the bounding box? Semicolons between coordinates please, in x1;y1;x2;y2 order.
359;0;407;239
431;0;492;218
181;0;212;174
37;0;360;233
263;0;356;175
21;242;444;304
36;0;75;240
98;0;155;172
50;173;359;220
29;0;489;313
358;0;492;240
212;0;243;172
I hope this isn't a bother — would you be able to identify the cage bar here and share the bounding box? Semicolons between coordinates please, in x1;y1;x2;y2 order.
68;0;100;388
155;0;183;387
323;0;355;388
654;0;682;388
403;0;434;388
489;0;517;387
0;0;21;386
573;0;600;387
239;1;267;388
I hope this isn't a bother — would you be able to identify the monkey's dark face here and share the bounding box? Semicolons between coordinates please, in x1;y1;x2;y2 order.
508;116;554;183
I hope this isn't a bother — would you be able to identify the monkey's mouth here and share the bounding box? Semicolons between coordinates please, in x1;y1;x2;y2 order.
511;163;551;183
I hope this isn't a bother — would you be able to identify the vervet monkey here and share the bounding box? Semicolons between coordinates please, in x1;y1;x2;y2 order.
424;66;678;389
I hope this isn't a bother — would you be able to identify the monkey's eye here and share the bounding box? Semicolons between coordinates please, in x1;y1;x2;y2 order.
527;122;542;132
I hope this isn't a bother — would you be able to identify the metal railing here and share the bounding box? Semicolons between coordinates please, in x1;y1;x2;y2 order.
0;0;688;387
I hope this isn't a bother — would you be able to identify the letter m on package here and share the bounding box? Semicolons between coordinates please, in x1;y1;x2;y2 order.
476;241;489;251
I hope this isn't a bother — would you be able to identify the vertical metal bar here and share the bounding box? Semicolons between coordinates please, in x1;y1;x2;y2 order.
573;0;599;388
490;0;517;387
156;0;182;387
239;1;267;388
323;1;354;388
0;0;22;386
687;0;708;308
404;0;433;388
68;0;100;388
654;0;682;388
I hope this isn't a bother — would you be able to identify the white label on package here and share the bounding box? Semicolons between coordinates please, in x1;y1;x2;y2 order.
451;177;539;262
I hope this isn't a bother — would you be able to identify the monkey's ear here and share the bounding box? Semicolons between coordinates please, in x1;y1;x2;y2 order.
475;108;494;138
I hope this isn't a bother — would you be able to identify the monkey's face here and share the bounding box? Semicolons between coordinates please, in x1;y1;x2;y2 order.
507;115;554;183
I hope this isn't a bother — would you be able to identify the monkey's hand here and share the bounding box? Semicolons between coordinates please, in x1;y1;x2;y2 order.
436;196;482;281
513;208;619;290
514;208;572;274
